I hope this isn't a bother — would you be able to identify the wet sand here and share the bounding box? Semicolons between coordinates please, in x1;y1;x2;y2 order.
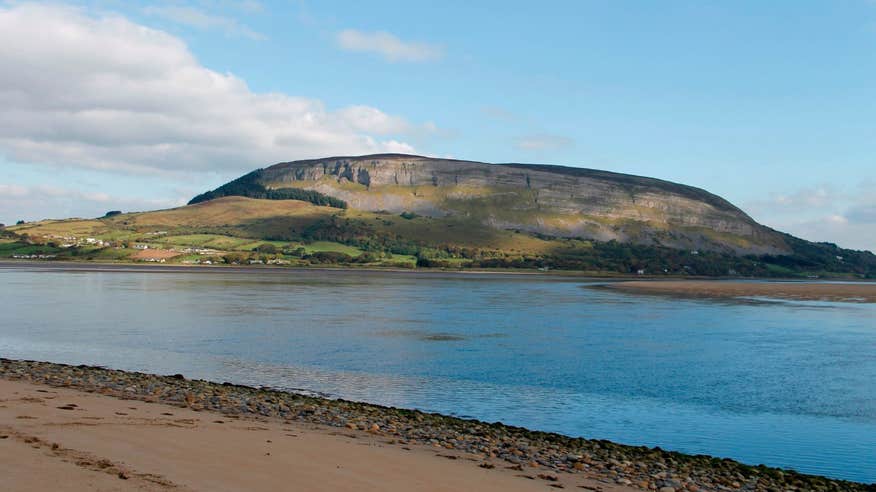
607;280;876;303
0;378;629;492
2;359;871;492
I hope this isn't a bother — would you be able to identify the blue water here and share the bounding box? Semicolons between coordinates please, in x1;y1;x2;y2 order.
1;264;874;483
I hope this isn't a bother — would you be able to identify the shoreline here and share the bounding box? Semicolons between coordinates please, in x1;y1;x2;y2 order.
1;358;872;491
0;259;606;278
604;280;876;303
1;378;603;492
4;259;876;285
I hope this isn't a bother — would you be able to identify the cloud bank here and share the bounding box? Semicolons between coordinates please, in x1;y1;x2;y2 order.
0;4;421;177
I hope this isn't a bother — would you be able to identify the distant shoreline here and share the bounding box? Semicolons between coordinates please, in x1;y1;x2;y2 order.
603;280;876;303
2;358;872;490
4;259;876;285
0;259;643;279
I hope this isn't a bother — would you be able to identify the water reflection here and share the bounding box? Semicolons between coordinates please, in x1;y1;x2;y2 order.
1;265;875;483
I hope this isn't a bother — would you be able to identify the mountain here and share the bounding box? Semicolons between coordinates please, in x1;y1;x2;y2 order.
190;154;787;255
6;154;875;277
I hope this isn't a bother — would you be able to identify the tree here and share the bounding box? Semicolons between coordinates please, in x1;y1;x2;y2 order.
222;253;246;264
286;247;307;257
255;243;278;254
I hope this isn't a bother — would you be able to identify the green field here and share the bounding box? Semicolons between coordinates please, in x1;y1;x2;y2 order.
5;195;875;277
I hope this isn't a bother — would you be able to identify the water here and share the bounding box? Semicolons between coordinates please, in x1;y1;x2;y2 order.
1;264;874;483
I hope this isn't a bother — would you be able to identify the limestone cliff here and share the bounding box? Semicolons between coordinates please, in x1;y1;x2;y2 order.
198;154;789;254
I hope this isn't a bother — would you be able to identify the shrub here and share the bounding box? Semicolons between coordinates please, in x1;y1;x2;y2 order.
306;251;354;264
188;170;347;209
255;243;278;254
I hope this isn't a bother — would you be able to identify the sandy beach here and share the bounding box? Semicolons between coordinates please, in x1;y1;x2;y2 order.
606;280;876;303
0;377;629;492
1;359;870;492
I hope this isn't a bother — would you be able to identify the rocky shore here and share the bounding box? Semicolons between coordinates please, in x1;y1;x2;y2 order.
1;358;872;492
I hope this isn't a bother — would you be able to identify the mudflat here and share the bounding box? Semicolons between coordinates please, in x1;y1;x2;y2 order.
607;280;876;303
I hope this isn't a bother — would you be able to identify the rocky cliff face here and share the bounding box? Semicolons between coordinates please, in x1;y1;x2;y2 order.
230;154;787;254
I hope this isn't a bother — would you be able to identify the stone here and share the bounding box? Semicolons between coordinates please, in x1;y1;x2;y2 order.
0;359;854;492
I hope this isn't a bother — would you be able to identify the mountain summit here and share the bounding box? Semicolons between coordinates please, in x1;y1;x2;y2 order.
192;154;786;255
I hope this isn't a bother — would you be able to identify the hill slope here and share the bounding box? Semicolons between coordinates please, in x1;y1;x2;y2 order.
191;154;786;255
6;154;875;277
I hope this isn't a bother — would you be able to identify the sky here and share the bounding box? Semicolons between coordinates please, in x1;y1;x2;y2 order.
0;1;875;251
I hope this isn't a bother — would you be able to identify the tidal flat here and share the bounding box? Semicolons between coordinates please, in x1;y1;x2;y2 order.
606;280;876;303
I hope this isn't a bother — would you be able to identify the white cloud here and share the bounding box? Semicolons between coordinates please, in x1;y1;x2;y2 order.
0;183;185;224
143;5;265;40
777;214;876;252
745;185;838;215
481;106;518;122
0;4;423;177
336;29;443;62
513;134;574;151
337;105;413;134
231;1;264;14
0;184;30;198
847;204;876;224
745;183;876;252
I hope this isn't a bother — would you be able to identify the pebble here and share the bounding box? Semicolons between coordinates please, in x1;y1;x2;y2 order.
1;358;869;492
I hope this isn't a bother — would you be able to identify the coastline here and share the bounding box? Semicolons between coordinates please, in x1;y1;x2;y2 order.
0;259;594;278
5;259;876;284
1;359;871;491
1;378;605;492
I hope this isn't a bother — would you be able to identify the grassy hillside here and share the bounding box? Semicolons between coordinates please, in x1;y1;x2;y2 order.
5;196;875;278
189;154;791;255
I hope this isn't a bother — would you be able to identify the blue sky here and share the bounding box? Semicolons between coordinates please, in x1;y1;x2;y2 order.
1;1;875;250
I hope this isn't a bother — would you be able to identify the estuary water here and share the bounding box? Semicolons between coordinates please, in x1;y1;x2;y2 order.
1;263;874;483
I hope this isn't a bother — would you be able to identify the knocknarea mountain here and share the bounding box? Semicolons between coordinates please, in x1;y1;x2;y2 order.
5;154;875;277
